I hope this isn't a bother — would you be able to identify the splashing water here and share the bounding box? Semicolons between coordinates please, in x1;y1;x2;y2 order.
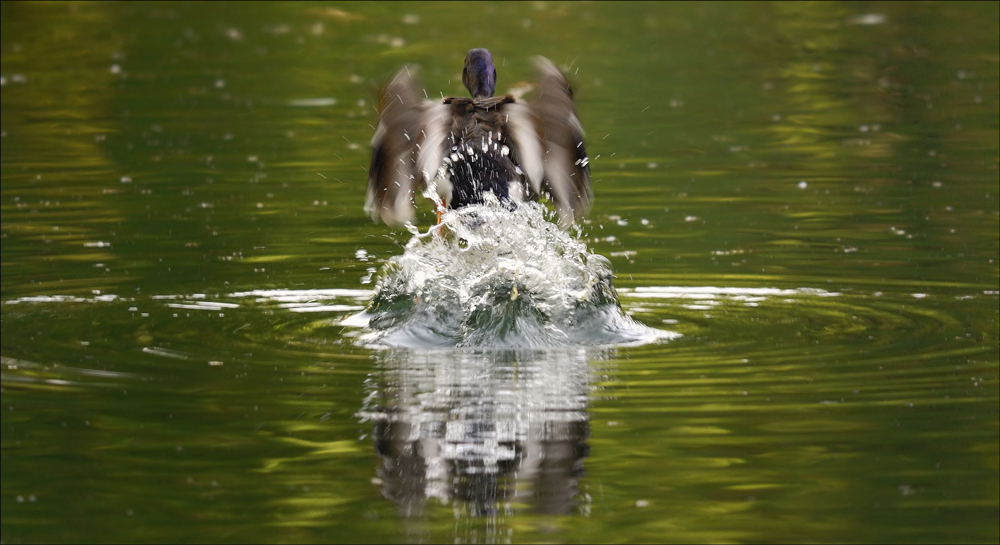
361;197;677;348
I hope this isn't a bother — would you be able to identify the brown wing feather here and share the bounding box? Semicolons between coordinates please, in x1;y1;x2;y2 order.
530;57;592;224
365;67;427;225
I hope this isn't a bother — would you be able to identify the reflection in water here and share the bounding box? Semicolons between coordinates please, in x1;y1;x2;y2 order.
359;348;599;518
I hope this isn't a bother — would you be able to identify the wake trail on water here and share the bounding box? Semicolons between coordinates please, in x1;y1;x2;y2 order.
358;197;679;348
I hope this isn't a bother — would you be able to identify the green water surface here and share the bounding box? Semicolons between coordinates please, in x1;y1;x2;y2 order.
2;2;998;543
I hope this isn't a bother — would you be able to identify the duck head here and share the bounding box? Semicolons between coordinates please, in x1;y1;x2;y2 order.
462;48;497;98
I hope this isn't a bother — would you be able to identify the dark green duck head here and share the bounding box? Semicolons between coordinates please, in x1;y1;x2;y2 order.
462;48;497;99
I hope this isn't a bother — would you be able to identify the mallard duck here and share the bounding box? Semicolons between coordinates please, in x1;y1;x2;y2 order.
365;49;592;225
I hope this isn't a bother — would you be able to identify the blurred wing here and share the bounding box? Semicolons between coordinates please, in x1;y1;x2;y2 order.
416;102;449;191
366;66;443;225
503;102;545;196
530;56;592;223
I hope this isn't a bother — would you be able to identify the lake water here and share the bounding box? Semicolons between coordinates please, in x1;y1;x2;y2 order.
1;2;997;543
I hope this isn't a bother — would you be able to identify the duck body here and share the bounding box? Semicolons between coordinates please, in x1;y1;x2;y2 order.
366;49;591;225
436;95;518;210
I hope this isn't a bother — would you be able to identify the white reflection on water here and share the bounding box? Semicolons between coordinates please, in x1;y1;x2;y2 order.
621;286;841;298
359;348;601;518
228;288;371;300
0;356;135;389
229;288;369;313
4;294;120;304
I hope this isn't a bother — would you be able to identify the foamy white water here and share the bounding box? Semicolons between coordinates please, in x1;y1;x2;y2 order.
361;198;678;348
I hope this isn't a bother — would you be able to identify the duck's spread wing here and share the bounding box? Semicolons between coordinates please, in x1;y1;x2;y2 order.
366;67;449;225
503;102;545;197
529;56;592;223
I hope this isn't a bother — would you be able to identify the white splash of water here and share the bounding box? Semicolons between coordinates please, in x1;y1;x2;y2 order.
362;197;677;348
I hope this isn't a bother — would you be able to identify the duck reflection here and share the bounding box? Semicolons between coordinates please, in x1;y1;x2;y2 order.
360;348;599;517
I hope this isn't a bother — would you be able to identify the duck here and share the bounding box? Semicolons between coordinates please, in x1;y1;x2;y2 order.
365;49;592;226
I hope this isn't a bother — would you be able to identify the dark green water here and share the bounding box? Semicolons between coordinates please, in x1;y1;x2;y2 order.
1;2;997;543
